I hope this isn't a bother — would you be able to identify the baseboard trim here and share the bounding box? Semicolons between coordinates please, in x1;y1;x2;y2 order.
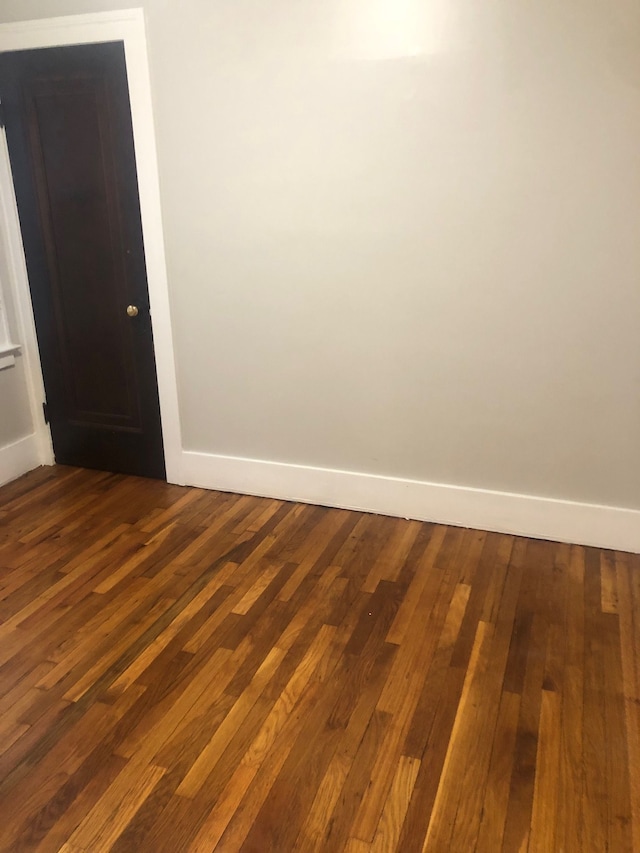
179;450;640;554
0;433;41;487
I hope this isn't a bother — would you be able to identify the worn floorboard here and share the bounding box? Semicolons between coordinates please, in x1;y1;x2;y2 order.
0;465;637;852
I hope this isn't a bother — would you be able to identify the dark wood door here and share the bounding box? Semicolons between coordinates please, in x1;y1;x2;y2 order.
0;42;165;479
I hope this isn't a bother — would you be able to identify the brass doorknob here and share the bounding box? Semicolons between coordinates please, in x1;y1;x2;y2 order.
126;305;139;318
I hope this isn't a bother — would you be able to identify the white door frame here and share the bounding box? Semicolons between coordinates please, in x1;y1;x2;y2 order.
0;8;183;483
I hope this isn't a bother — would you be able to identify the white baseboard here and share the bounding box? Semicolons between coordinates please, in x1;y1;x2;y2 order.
0;433;41;487
180;450;640;554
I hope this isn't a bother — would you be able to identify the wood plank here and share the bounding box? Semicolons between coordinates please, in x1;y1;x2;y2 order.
600;550;619;614
370;754;420;852
0;467;636;853
615;552;640;853
528;689;561;852
176;645;287;797
420;620;494;850
61;759;166;851
186;626;336;851
293;642;397;852
555;543;585;852
581;548;610;852
475;690;521;851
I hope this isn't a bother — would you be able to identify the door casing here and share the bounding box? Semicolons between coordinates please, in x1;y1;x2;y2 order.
0;8;182;482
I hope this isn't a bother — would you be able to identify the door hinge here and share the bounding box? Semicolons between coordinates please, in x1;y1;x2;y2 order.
42;401;49;424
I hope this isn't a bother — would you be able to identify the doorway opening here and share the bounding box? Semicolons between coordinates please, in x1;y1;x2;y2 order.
0;9;182;482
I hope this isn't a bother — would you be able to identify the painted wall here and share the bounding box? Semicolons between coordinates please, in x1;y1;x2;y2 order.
0;0;639;510
0;358;32;446
0;220;33;449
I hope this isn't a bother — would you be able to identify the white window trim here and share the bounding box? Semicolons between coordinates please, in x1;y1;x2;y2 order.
0;9;183;480
0;344;21;370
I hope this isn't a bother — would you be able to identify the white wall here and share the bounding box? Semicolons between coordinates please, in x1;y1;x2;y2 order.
0;270;39;485
0;111;47;484
152;0;640;510
0;359;32;446
0;1;639;522
0;170;34;454
0;202;40;484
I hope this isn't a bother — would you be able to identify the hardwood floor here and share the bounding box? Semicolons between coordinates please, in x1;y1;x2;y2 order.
0;465;638;852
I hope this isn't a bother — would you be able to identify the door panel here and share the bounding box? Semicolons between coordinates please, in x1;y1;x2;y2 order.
0;42;165;479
